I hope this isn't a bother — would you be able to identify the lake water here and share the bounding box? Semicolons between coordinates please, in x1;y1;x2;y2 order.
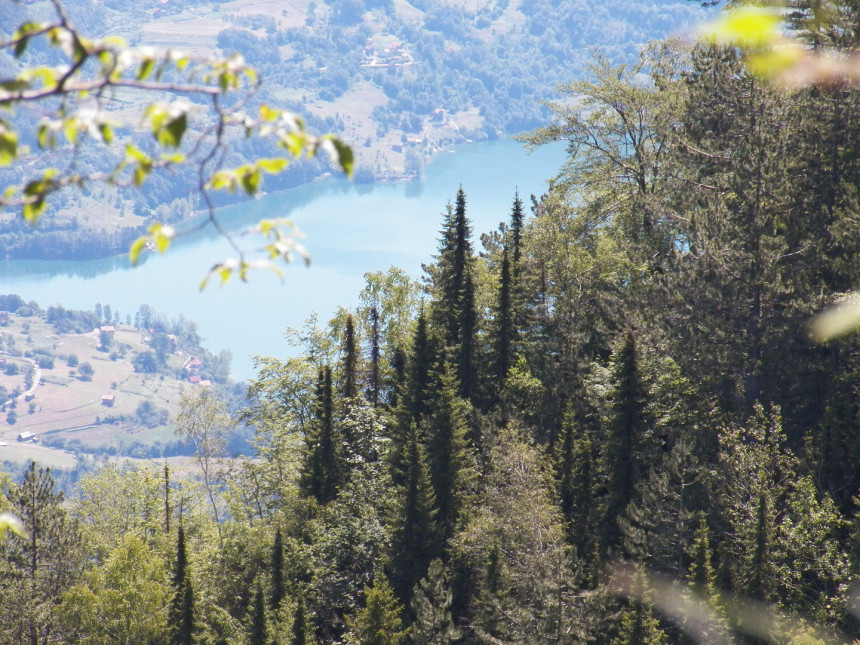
0;139;566;381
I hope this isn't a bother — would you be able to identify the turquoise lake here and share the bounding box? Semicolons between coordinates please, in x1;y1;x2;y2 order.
0;139;566;381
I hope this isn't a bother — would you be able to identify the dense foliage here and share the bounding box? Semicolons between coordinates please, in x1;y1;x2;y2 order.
5;2;860;644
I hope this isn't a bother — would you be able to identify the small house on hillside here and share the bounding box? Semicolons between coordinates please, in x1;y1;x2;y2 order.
185;357;203;370
100;325;116;338
101;394;115;407
17;431;35;442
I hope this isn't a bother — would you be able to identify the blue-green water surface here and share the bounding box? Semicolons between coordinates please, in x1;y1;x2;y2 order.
0;139;566;381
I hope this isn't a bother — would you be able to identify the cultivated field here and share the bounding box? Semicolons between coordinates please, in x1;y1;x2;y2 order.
0;314;193;459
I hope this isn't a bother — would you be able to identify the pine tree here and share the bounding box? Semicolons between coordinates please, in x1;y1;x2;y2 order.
430;188;478;401
600;329;647;552
169;525;195;645
410;559;461;645
368;305;381;407
424;362;476;542
342;313;359;401
291;597;307;645
347;576;408;645
249;581;268;645
404;308;437;424
613;569;667;645
492;245;514;389
300;366;342;505
271;527;285;611
556;404;595;556
745;492;772;601
688;512;715;600
389;422;439;603
0;463;83;645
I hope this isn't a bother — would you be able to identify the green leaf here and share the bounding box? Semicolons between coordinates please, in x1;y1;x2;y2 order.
98;123;113;144
12;22;41;58
322;137;354;177
282;132;306;158
126;145;152;186
239;167;261;195
64;120;78;145
0;78;31;92
137;57;155;81
129;236;148;266
23;194;46;224
260;105;282;122
151;224;174;253
0;128;18;166
148;104;188;149
257;158;289;174
331;138;354;177
158;112;187;148
210;170;236;192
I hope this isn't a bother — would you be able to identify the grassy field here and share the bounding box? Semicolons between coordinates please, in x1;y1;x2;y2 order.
0;314;194;461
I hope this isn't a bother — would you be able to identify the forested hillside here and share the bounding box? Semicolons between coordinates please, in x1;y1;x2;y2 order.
5;2;860;645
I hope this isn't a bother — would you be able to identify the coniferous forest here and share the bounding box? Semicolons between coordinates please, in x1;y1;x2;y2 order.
6;3;860;645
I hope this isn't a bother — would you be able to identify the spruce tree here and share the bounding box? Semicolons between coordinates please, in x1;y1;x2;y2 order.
424;362;476;543
687;512;715;600
430;188;478;401
600;329;647;553
368;305;381;407
249;581;268;645
389;422;439;603
291;597;307;645
404;308;437;424
387;345;407;410
300;366;341;505
613;569;667;645
347;576;408;645
557;405;595;556
271;527;285;611
342;313;359;401
744;492;772;601
169;525;195;645
509;190;524;269
493;245;514;388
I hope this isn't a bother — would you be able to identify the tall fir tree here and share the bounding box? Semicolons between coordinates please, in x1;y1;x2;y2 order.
556;404;596;557
424;362;476;543
271;527;285;611
291;597;307;645
342;313;359;401
404;308;437;424
492;244;514;391
430;188;478;401
300;366;342;505
169;525;195;645
368;305;381;407
346;576;408;645
599;329;647;554
249;581;269;645
389;422;439;603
